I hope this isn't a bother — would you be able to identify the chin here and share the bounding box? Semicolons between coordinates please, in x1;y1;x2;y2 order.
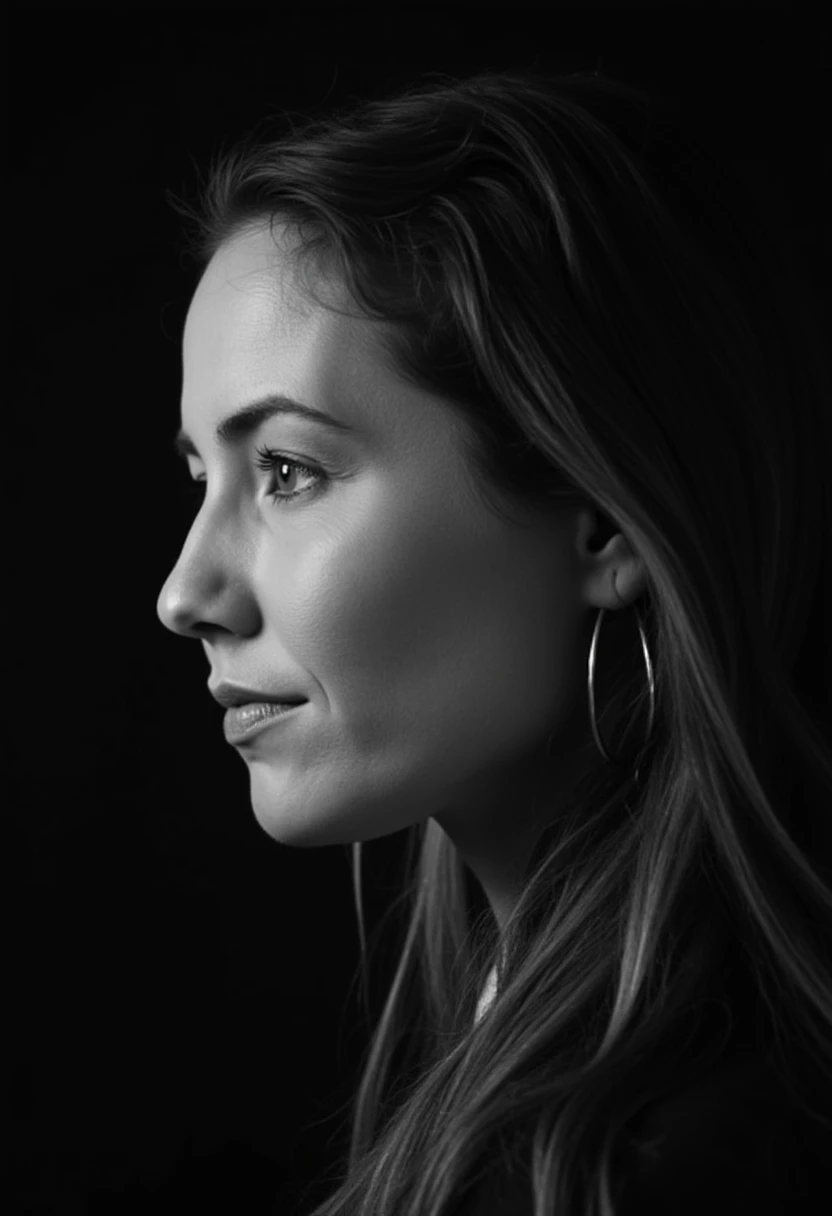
249;796;333;847
247;782;368;848
247;772;423;849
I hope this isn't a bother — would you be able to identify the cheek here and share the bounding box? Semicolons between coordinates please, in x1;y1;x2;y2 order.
260;506;577;739
277;513;472;683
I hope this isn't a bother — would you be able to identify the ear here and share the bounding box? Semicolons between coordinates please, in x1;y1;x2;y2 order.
575;506;646;610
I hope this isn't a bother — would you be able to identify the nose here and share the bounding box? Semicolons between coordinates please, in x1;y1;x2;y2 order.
155;519;259;641
155;542;224;639
156;557;204;639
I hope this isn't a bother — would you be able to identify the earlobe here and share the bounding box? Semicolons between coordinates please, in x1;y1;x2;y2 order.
612;558;647;607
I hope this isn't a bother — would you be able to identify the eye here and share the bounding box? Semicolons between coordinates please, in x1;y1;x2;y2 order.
180;447;327;509
253;446;327;506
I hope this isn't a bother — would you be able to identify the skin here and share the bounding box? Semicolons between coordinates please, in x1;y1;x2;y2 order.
156;221;645;933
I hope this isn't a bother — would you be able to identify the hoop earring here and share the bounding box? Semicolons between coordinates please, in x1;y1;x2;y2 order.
587;599;656;781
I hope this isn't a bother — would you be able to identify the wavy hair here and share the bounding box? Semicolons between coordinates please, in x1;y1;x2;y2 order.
173;69;832;1215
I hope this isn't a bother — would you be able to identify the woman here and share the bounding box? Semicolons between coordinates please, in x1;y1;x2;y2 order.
156;68;832;1215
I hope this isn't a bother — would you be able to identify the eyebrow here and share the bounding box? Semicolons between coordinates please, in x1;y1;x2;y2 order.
173;393;355;460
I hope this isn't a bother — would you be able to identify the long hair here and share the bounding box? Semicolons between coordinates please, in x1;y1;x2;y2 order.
173;69;832;1215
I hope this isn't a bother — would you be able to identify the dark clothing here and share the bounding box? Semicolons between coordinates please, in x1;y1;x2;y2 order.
453;1049;830;1215
616;1048;829;1214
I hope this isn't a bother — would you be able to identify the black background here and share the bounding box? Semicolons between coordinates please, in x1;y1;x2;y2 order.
10;4;830;1214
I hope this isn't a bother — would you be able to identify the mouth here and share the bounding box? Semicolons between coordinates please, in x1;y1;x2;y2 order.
209;681;307;709
222;700;305;744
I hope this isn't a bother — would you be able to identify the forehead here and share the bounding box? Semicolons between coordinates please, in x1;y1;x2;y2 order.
185;223;331;358
182;223;389;412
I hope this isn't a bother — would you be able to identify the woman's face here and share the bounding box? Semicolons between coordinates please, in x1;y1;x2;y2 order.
157;222;600;854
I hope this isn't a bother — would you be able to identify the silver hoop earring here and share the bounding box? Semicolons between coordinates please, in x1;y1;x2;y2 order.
587;601;656;780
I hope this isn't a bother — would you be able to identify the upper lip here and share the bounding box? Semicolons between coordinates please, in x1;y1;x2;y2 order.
209;682;307;708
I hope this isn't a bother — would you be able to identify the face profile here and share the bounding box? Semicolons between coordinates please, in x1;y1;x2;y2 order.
149;66;832;1216
156;221;639;901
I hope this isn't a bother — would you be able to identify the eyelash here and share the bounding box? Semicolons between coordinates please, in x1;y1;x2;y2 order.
186;446;326;507
253;445;326;506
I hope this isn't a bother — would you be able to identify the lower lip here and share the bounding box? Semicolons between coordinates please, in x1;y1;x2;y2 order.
223;701;305;744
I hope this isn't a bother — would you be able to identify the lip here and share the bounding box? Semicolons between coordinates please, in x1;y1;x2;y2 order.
209;681;306;709
223;701;304;744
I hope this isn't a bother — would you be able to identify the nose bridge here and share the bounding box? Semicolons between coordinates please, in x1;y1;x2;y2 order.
156;500;248;637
